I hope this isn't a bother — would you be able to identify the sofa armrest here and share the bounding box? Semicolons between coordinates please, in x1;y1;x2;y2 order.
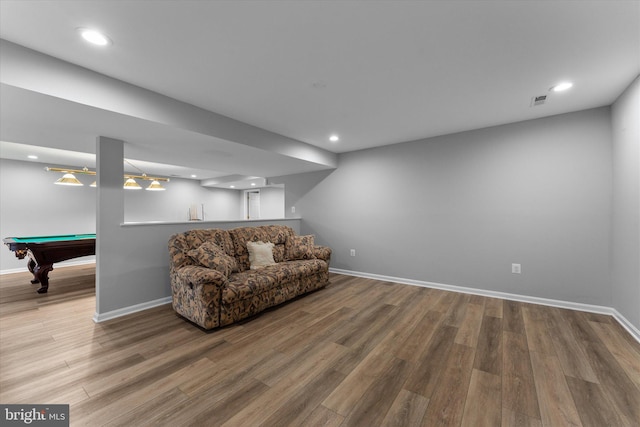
170;265;228;329
175;265;227;305
175;265;227;292
313;245;332;263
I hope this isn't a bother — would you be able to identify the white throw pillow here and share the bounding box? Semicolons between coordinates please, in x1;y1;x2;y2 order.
247;241;276;270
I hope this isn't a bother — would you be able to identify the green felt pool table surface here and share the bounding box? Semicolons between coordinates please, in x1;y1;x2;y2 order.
5;234;96;244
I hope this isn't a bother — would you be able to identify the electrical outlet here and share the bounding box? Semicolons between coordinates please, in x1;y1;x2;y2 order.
291;206;296;213
350;249;356;257
512;263;521;274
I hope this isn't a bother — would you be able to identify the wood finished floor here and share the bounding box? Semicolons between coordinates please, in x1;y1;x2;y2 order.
1;265;639;426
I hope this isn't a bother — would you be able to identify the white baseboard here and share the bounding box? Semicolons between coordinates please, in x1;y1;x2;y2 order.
611;309;640;343
93;296;172;323
330;268;640;344
0;259;96;275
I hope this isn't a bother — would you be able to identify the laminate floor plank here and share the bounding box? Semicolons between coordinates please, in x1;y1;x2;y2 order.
530;351;583;427
273;306;354;355
81;337;227;397
220;342;347;427
1;265;638;426
563;309;602;343
501;408;543;427
254;341;327;387
259;368;346;427
384;287;438;335
187;348;286;399
522;305;557;356
380;388;429;427
580;339;640;423
589;320;640;389
330;304;404;375
503;331;541;420
474;315;503;375
322;344;397;416
222;298;315;344
468;294;486;306
72;356;218;425
0;360;70;398
421;343;475;427
460;369;502;427
395;310;444;364
566;376;632;427
103;387;190;427
302;405;345;427
546;308;599;383
503;300;526;334
382;281;424;306
340;356;410;426
610;319;640;349
332;303;398;348
430;289;457;313
454;302;484;348
443;292;470;327
153;379;269;427
403;324;458;399
1;353;146;404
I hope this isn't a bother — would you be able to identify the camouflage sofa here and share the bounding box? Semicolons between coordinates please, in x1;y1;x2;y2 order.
168;225;331;329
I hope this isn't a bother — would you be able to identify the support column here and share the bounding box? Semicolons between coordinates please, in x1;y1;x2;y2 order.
95;136;124;319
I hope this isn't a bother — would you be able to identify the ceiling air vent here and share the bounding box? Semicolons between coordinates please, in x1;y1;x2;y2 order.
531;95;547;107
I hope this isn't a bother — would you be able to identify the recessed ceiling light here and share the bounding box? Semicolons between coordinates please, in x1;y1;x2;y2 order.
329;135;339;142
27;155;38;159
191;174;197;178
78;28;111;46
230;185;235;188
551;82;573;92
251;183;256;186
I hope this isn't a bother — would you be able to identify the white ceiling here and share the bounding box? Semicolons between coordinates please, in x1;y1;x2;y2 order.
0;1;638;180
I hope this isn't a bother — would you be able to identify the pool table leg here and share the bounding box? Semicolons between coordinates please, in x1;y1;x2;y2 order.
27;258;39;283
27;258;53;293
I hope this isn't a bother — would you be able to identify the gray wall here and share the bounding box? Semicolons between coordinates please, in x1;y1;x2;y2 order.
258;186;286;219
280;107;614;308
611;76;640;328
124;178;241;222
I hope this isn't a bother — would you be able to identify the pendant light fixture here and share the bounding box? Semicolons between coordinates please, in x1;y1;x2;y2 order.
124;160;166;191
146;180;166;191
46;161;169;191
55;173;83;186
123;177;142;190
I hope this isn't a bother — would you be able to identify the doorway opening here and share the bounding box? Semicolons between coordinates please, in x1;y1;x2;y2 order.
244;190;260;219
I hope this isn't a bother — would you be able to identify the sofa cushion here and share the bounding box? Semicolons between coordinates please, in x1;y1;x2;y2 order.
272;245;286;263
187;241;238;276
230;225;294;271
247;241;276;269
222;259;328;304
224;269;279;304
286;234;316;260
186;229;235;257
275;259;327;281
168;232;192;270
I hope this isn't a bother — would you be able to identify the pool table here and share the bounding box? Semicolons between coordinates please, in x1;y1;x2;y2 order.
3;234;96;293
